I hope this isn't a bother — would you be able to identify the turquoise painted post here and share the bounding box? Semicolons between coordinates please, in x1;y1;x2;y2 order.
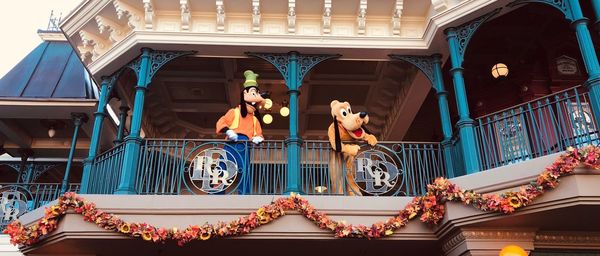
114;102;129;145
569;0;600;122
61;113;88;194
446;27;480;174
590;0;600;30
115;48;151;194
246;51;340;194
388;54;456;177
80;78;112;193
431;54;455;177
115;49;194;194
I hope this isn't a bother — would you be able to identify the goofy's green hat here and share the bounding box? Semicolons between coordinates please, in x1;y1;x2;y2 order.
243;70;259;88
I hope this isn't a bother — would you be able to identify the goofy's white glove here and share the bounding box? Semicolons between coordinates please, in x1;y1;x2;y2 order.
225;129;239;141
251;136;264;144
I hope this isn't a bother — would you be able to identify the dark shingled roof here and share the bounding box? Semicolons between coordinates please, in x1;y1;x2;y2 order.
0;40;95;99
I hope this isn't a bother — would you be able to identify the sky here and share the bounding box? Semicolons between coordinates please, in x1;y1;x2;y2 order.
0;0;83;78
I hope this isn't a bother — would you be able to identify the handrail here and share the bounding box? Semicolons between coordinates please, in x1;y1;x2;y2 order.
477;85;583;119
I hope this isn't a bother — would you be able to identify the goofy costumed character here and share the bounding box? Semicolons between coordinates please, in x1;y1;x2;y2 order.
216;70;268;194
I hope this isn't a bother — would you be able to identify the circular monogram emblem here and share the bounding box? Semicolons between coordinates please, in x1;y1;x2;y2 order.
0;187;28;226
352;148;402;196
187;146;242;194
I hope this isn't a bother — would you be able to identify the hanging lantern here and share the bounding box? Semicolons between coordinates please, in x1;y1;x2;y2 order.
499;245;527;256
263;98;273;110
491;63;509;78
280;106;290;117
263;113;273;124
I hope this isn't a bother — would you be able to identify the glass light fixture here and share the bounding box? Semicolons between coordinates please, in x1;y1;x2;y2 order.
263;98;273;110
280;106;290;117
262;113;273;124
491;63;509;78
48;127;56;138
499;245;527;256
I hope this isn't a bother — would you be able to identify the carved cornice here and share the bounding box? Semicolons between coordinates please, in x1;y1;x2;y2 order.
442;229;536;254
535;231;600;249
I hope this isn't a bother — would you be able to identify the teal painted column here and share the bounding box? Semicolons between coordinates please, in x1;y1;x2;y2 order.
431;54;455;177
446;27;480;174
286;52;302;194
80;78;112;193
389;54;456;177
61;113;88;194
247;51;340;194
591;0;600;31
115;49;194;194
115;49;151;194
569;0;600;122
114;102;129;145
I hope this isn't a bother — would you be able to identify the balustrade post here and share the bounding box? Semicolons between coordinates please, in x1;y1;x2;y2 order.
81;76;116;193
62;113;88;194
247;51;340;194
116;49;194;194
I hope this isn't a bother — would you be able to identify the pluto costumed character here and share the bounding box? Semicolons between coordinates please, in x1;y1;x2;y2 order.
328;100;378;195
216;70;269;194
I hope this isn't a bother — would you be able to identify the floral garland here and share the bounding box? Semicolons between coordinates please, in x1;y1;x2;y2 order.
4;146;600;247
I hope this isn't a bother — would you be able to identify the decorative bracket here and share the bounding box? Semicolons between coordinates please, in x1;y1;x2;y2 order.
125;50;196;87
113;0;143;29
180;0;191;31
288;0;296;34
445;8;501;63
142;0;154;30
95;15;128;43
357;0;367;35
216;0;225;32
252;0;260;33
392;0;403;36
323;0;332;34
508;0;573;21
246;52;340;89
389;55;437;87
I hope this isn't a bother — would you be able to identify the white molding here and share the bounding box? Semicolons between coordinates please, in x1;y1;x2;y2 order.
37;32;68;41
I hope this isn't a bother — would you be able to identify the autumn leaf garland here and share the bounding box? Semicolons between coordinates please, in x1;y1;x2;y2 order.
4;146;598;246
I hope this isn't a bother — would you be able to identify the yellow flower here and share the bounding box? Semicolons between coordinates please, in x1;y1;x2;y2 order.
119;223;131;234
408;212;417;220
259;216;270;224
508;196;522;208
200;232;211;240
50;205;61;216
141;231;152;241
256;207;265;217
385;230;394;236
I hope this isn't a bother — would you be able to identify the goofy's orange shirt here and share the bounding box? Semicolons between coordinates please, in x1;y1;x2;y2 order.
216;107;263;138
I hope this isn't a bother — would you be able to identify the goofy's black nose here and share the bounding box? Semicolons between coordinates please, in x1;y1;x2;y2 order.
359;112;367;118
260;91;270;99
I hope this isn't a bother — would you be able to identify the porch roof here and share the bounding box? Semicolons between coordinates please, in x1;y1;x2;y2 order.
0;39;95;99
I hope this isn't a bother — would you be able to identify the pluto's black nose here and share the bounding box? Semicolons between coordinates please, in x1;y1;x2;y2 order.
359;112;367;118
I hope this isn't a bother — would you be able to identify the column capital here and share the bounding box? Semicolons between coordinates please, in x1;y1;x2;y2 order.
71;113;89;126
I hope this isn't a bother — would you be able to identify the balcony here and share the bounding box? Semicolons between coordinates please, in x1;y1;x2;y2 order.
88;140;446;197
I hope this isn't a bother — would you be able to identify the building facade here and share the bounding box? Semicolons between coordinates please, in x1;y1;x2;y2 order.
3;0;600;255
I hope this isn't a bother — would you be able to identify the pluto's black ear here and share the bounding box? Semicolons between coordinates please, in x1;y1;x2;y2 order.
333;116;341;153
240;90;248;117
